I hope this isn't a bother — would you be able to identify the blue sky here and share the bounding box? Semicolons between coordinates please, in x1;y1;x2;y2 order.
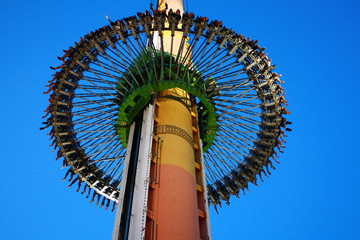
1;0;359;239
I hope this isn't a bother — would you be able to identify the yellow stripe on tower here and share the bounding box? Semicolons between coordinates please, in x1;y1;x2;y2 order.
156;89;195;177
152;88;200;239
145;1;201;239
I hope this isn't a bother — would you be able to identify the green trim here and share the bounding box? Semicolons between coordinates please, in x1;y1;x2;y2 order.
115;49;219;152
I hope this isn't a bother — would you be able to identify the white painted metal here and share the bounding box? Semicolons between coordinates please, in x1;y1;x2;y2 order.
112;124;135;240
199;139;212;240
128;104;155;240
112;104;155;240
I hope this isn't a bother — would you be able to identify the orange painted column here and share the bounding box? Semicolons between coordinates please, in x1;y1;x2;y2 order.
146;1;200;239
154;89;200;240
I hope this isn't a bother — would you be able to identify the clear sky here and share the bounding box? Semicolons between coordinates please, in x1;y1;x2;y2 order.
1;0;359;239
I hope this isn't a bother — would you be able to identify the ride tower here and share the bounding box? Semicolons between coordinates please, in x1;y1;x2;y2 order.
112;1;210;239
42;0;291;239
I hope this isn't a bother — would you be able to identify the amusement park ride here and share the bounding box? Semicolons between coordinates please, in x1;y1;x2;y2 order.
42;0;291;239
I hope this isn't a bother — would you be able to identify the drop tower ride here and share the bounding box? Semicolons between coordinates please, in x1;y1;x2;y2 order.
42;0;291;239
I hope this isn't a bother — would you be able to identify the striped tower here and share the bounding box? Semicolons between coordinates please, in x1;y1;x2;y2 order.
113;1;211;239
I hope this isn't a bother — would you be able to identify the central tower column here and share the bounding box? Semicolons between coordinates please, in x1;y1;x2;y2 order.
153;89;200;239
146;1;201;239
